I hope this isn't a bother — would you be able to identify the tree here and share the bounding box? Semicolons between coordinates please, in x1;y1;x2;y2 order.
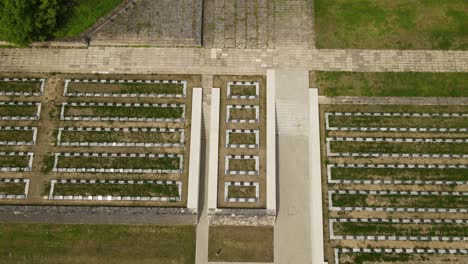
0;0;58;46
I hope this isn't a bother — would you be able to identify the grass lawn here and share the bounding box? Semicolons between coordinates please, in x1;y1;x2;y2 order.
0;156;30;168
334;222;468;237
332;194;468;208
331;167;468;182
328;115;468;129
0;105;38;117
338;252;468;264
0;81;41;93
330;141;468;155
315;0;468;49
54;0;124;39
0;130;34;142
209;226;274;262
64;105;184;119
52;183;179;197
0;224;195;264
67;82;185;95
228;159;257;171
313;72;468;97
60;131;182;144
0;183;25;195
57;156;181;170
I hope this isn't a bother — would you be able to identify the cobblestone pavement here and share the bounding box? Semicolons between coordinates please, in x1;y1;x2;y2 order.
0;47;467;74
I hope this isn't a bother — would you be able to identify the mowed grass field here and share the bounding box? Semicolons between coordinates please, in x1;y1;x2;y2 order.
54;0;124;39
209;226;274;262
312;72;468;97
0;224;196;264
315;0;468;49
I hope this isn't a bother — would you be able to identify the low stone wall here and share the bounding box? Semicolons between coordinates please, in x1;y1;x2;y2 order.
208;208;275;226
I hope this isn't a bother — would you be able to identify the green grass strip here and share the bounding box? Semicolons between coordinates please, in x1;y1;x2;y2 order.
334;222;468;237
332;194;468;208
227;186;256;199
314;72;468;97
57;156;180;170
328;115;468;128
229;133;256;145
54;0;125;38
0;156;29;168
60;131;181;144
0;183;25;195
330;141;468;155
0;105;37;117
230;85;257;96
0;224;196;263
228;159;257;171
0;130;33;142
65;106;184;119
67;82;184;95
53;183;179;197
0;82;40;93
332;167;468;182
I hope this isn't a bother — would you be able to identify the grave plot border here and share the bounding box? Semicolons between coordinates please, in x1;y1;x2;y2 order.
226;105;260;123
63;79;187;98
224;181;260;203
326;137;468;159
60;102;185;122
325;112;468;133
225;155;260;175
328;190;468;213
227;81;260;99
48;179;182;202
329;218;468;242
0;152;34;172
327;164;468;185
0;78;45;96
57;127;184;147
0;102;41;120
225;129;259;148
334;248;468;264
52;153;184;174
0;178;30;199
0;126;38;146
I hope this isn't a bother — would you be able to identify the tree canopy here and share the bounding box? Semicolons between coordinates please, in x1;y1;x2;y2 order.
0;0;58;46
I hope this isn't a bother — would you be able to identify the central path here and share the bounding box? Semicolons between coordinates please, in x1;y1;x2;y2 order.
274;69;313;263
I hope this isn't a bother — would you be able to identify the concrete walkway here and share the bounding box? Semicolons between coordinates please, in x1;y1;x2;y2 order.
0;47;467;74
274;69;313;264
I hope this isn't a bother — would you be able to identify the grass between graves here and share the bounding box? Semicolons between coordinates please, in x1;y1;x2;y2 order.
334;222;468;237
0;81;41;93
57;156;180;170
331;167;468;182
0;130;34;142
339;252;468;264
313;72;468;97
228;132;257;145
0;156;29;168
54;0;125;39
227;185;256;199
332;194;468;208
52;183;179;197
229;108;257;120
209;226;274;262
0;105;37;117
0;183;25;195
314;0;468;49
66;82;184;95
0;224;195;264
329;141;468;155
64;105;184;119
228;159;257;171
328;115;468;129
60;131;181;144
230;85;257;96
